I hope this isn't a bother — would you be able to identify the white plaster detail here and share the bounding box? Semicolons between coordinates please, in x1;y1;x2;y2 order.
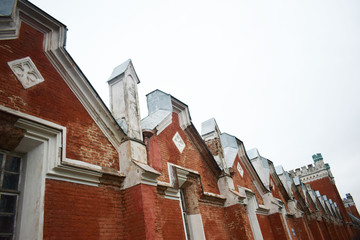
246;194;264;240
8;57;44;89
280;203;293;240
11;1;125;153
173;132;185;153
186;214;206;240
0;105;114;186
108;61;143;141
119;139;160;189
164;188;180;200
141;110;172;135
237;162;244;178
0;0;20;40
270;179;275;191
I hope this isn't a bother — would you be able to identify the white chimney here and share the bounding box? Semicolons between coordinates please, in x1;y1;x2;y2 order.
108;59;142;141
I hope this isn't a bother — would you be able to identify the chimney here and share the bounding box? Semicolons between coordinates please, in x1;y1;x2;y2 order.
108;59;142;141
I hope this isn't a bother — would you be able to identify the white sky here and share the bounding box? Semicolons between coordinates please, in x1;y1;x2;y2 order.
31;0;360;208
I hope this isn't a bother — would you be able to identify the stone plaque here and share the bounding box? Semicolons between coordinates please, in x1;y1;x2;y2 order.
173;132;185;153
237;162;244;177
8;57;44;89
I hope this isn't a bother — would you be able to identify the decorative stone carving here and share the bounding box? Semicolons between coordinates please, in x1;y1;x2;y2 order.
8;57;44;89
173;132;185;153
237;162;244;178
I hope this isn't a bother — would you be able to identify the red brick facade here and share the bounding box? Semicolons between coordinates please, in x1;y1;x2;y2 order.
1;1;359;239
0;22;118;169
43;179;123;239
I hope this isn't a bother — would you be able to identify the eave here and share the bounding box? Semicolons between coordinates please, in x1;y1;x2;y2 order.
8;0;126;151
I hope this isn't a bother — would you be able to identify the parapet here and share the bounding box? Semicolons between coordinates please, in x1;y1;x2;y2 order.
312;153;323;163
289;153;332;183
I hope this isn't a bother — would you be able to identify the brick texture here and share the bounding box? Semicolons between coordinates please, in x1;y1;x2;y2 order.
307;178;349;223
268;212;291;240
257;214;276;240
292;217;313;240
43;179;123;240
200;203;232;240
149;113;220;194
224;204;254;240
0;22;118;169
231;156;264;205
156;195;185;240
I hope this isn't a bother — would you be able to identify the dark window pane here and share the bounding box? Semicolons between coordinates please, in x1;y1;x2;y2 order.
5;156;20;173
2;173;19;191
0;215;14;233
0;194;17;213
0;153;3;168
0;236;12;240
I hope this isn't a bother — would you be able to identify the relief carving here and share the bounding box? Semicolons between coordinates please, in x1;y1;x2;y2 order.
8;57;44;89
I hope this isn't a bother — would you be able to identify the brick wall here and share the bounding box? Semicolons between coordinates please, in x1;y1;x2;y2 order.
257;214;276;240
307;177;349;223
346;205;360;219
200;203;232;240
150;113;220;194
122;184;159;240
231;156;264;205
224;204;254;240
318;220;332;240
156;195;185;240
43;179;123;239
0;22;118;169
268;212;291;240
308;219;325;240
292;217;313;240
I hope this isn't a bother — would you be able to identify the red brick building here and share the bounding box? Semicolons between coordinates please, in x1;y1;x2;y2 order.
1;1;359;239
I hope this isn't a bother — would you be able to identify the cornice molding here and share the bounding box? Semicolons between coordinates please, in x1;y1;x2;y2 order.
4;0;126;152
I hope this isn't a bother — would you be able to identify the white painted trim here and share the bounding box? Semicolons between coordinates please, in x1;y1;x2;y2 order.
0;105;106;186
179;190;190;240
186;214;206;240
280;203;293;240
0;2;20;40
12;1;126;153
246;194;264;240
164;188;180;200
156;113;172;135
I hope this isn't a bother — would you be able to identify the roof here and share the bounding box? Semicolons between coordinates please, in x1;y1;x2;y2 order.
108;59;132;82
3;0;127;150
246;148;259;160
0;0;16;16
141;110;171;131
201;118;217;136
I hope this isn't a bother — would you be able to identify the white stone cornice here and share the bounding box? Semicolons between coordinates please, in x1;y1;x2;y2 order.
3;0;126;152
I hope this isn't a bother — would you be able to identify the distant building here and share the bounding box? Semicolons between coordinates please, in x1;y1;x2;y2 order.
0;1;359;239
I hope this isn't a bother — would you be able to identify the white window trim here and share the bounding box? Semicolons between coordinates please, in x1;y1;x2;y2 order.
0;105;104;186
0;107;106;239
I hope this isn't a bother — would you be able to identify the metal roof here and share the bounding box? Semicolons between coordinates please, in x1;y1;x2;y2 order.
201;118;216;136
0;0;16;16
108;59;131;81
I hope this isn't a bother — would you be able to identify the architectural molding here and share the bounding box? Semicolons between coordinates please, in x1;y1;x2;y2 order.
8;56;45;89
14;0;126;153
0;105;121;186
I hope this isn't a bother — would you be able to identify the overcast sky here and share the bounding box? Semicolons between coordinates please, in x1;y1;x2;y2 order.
31;0;360;208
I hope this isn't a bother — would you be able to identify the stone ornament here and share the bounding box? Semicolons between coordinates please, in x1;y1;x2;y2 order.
8;57;44;89
237;162;244;178
173;132;185;153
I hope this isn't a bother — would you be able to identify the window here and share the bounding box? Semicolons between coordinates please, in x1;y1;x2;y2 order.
180;189;191;240
0;152;22;240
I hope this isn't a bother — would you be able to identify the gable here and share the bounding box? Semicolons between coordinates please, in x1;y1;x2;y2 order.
0;2;125;168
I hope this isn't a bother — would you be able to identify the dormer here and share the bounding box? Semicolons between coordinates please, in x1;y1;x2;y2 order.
142;89;191;134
